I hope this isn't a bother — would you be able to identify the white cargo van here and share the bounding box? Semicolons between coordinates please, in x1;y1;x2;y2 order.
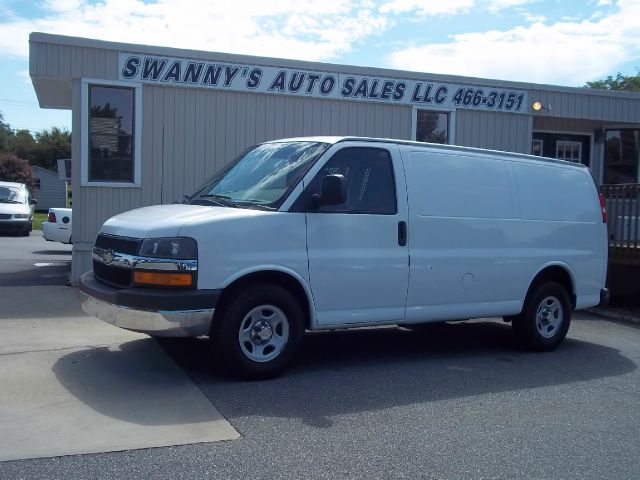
79;137;609;378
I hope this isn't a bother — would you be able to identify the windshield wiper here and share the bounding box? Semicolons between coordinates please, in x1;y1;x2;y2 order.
194;194;240;208
191;194;275;211
234;199;276;211
0;199;20;204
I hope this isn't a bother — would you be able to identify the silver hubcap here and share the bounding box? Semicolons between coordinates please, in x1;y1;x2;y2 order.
535;296;563;338
239;305;289;362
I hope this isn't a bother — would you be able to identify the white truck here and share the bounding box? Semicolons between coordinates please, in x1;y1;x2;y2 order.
79;137;609;378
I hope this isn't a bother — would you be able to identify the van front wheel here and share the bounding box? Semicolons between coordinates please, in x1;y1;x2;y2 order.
512;282;571;351
212;285;304;379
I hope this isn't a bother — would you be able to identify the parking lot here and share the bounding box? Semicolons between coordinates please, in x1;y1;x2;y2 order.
0;232;639;479
0;230;72;286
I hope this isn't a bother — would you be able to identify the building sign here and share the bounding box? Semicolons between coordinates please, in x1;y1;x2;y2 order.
118;53;528;114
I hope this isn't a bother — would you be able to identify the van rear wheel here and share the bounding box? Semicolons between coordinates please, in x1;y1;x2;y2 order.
211;284;304;379
512;282;571;351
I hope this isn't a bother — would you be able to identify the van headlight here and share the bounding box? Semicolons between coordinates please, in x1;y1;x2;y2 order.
13;214;29;219
138;237;197;259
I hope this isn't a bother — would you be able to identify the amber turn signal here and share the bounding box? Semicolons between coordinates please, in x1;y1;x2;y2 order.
133;271;193;287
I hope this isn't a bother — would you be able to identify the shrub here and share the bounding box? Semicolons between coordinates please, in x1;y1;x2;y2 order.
0;152;35;190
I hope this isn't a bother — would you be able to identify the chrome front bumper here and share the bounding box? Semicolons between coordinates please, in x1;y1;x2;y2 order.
78;272;218;337
79;291;214;337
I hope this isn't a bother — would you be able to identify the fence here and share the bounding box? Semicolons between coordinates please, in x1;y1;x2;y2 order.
600;184;640;264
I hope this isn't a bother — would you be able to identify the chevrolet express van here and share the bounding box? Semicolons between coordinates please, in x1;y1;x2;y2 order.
79;137;609;378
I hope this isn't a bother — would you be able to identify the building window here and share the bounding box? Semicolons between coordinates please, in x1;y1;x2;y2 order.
532;132;590;166
531;139;543;156
604;129;640;184
81;80;141;186
415;110;449;144
556;141;582;163
88;85;135;182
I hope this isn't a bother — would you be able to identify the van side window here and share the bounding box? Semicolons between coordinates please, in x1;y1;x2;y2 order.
308;147;397;215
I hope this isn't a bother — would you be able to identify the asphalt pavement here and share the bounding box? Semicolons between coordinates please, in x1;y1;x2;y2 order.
0;232;639;479
0;230;72;286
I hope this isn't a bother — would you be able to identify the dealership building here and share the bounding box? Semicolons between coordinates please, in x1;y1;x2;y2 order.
29;32;640;283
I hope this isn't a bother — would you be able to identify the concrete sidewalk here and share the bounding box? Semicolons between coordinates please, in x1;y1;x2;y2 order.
0;286;238;462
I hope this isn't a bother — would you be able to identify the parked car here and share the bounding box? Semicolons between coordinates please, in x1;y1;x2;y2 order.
42;208;72;244
0;181;36;236
79;137;609;379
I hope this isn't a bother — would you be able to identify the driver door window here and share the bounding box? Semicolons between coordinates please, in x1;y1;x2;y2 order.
308;147;397;215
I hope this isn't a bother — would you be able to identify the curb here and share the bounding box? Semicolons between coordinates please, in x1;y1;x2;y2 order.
585;306;640;326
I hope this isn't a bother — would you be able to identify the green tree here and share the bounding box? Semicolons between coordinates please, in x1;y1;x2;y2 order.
585;69;640;92
0;112;14;152
9;129;37;163
34;127;71;170
0;152;35;189
0;112;71;170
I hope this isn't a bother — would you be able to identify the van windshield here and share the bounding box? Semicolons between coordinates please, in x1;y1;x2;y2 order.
189;141;329;210
0;186;26;204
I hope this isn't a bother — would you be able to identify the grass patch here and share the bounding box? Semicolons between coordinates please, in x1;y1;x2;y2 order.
33;212;47;231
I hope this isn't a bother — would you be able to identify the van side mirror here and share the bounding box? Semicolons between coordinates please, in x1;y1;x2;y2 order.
30;198;38;205
311;174;346;209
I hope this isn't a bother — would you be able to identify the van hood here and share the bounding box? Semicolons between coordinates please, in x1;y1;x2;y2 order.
99;204;253;238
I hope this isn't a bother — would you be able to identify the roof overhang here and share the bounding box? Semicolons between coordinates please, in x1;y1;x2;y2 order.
31;75;72;109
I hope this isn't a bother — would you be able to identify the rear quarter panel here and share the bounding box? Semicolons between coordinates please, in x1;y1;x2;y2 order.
510;161;606;308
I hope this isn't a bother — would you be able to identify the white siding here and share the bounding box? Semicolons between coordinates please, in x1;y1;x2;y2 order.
455;111;532;154
32;167;67;211
528;88;640;124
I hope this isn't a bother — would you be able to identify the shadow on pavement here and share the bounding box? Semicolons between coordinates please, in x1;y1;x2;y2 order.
0;232;25;238
32;250;72;256
0;262;70;288
52;339;224;426
157;321;637;428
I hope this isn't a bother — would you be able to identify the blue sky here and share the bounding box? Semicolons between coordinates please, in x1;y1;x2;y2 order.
0;0;638;133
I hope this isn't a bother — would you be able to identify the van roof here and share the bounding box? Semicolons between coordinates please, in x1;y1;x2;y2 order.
267;136;589;170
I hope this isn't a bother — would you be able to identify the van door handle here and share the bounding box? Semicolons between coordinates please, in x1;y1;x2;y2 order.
398;221;407;246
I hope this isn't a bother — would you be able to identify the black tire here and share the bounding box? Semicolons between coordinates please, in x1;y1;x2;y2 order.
211;284;304;379
512;281;571;351
21;225;30;236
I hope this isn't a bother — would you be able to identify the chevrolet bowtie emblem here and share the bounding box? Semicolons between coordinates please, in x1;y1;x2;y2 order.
103;250;114;265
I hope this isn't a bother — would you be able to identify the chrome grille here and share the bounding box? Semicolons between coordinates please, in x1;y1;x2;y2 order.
92;234;140;288
95;234;141;255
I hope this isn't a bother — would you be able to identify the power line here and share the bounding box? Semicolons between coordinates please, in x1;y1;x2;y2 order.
0;98;41;107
